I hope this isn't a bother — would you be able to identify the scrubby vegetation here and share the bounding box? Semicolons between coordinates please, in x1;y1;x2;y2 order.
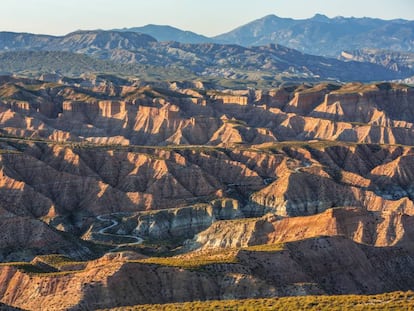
34;254;82;269
133;248;239;270
0;262;45;274
243;243;285;252
100;291;414;311
132;242;286;270
0;51;195;80
0;255;86;276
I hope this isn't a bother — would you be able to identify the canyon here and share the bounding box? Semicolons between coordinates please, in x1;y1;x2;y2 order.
0;76;414;309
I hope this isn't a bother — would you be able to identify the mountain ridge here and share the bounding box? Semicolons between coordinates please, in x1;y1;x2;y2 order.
212;14;414;56
3;14;413;57
0;30;410;83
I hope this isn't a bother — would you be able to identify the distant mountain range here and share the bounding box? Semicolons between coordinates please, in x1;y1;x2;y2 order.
213;14;414;56
0;51;195;80
117;14;414;57
0;30;156;52
0;30;409;84
0;14;413;84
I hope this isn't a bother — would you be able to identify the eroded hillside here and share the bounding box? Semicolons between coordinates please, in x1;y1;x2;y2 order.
1;77;414;145
1;76;414;310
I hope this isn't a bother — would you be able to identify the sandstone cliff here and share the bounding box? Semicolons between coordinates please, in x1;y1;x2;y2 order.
1;78;413;146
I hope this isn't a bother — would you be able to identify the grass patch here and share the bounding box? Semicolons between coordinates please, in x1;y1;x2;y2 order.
0;261;82;276
132;248;239;270
131;242;285;270
133;256;237;269
34;254;82;268
243;243;285;252
0;262;45;274
99;291;414;311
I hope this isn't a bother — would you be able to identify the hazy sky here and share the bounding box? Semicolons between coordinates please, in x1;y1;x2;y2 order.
1;0;413;36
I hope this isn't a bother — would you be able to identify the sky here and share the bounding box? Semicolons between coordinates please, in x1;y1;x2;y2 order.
1;0;413;37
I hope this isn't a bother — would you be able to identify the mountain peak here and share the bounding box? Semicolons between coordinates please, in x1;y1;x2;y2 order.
115;24;211;44
258;14;294;23
261;14;279;20
311;13;330;22
65;29;156;41
215;14;414;56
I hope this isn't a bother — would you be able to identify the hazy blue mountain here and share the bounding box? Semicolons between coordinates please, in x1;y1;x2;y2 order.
0;50;123;75
0;30;157;52
213;14;414;56
0;32;56;50
116;24;212;44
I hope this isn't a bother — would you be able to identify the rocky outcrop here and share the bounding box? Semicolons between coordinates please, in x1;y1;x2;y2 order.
190;207;414;250
267;207;414;247
311;83;414;126
284;84;337;114
210;93;248;106
189;218;272;250
131;199;242;240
